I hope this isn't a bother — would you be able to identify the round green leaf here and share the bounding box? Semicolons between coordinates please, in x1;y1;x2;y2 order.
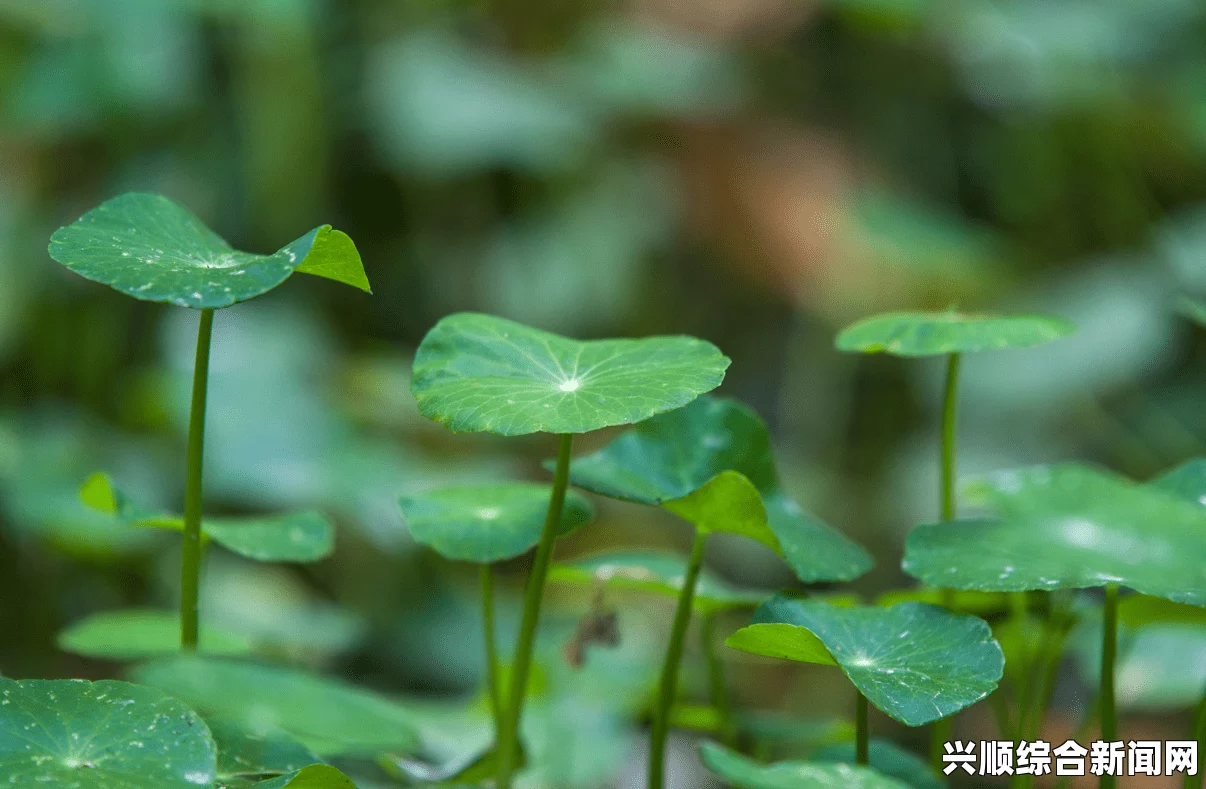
699;742;912;789
812;740;944;789
48;193;370;309
399;483;594;562
0;678;217;788
548;551;772;614
210;718;320;779
902;463;1206;604
729;597;1004;726
564;396;871;582
409;312;729;435
835;311;1074;357
130;656;419;757
58;609;253;660
247;764;358;789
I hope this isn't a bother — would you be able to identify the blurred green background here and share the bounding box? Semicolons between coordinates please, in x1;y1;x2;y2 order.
4;0;1206;786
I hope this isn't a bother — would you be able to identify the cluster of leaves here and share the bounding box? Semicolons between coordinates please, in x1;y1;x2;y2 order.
9;193;1206;789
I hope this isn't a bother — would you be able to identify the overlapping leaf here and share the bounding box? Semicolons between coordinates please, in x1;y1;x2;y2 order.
727;597;1004;726
83;472;334;563
210;718;321;780
565;396;871;582
400;483;593;562
131;656;419;757
48;193;370;309
903;463;1206;604
699;742;912;789
549;551;771;613
835;311;1074;357
0;678;217;788
58;609;253;660
409;312;729;435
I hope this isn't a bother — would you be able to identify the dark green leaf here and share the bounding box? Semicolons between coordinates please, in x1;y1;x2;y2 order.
549;551;771;614
131;656;419;757
48;193;369;309
211;718;320;779
729;597;1004;726
0;678;217;788
903;463;1206;604
399;483;593;562
565;396;871;582
410;312;729;435
835;311;1074;357
699;742;912;789
58;609;253;660
812;740;945;789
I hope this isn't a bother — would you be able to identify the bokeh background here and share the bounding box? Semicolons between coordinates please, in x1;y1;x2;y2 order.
2;0;1206;786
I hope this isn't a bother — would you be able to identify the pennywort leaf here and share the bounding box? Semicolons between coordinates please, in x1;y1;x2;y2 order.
699;742;912;789
835;310;1074;357
58;609;253;660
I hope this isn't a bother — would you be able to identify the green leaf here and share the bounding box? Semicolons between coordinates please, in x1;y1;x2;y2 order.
835;311;1074;357
725;623;837;666
83;472;335;563
58;609;254;660
399;483;594;563
1118;594;1206;628
549;551;771;614
875;587;1007;615
0;678;217;788
663;470;774;546
387;741;526;784
409;312;729;435
250;764;358;788
729;597;1004;726
210;718;321;779
699;742;912;789
131;656;419;757
564;395;871;582
903;463;1206;604
1150;456;1206;504
812;740;944;789
48;193;369;309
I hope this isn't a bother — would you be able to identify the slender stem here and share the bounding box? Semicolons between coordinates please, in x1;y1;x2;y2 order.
1100;583;1119;789
180;308;214;650
496;433;574;789
1184;688;1206;789
856;691;869;766
482;564;503;735
1011;592;1032;742
930;352;961;769
649;528;709;789
700;613;736;747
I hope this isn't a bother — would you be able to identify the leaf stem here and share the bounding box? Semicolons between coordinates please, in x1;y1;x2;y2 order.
1100;583;1119;789
180;307;214;650
856;691;869;766
649;527;708;789
496;432;574;789
700;612;736;747
1184;688;1206;789
482;563;503;735
930;352;961;768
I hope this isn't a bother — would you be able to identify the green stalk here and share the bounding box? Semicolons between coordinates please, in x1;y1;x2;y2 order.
482;564;503;734
856;691;869;766
1183;688;1206;789
496;433;574;789
180;308;214;650
931;352;961;768
649;528;709;789
700;613;736;747
1100;583;1119;789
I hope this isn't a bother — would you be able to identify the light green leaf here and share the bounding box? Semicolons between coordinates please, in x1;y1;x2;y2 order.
663;470;774;546
409;312;729;435
549;551;771;614
812;740;944;789
903;463;1206;604
0;678;217;788
564;395;871;582
131;656;419;757
399;483;594;563
82;472;335;563
48;193;369;309
210;718;321;779
251;764;358;788
835;311;1074;357
699;742;912;789
58;609;253;660
725;623;837;666
731;597;1004;726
